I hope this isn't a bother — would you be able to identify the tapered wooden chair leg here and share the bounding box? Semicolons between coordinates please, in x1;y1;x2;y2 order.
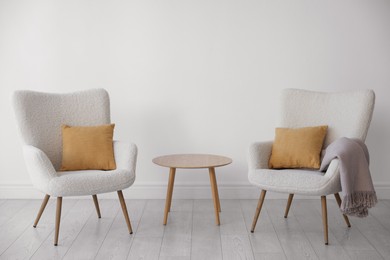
33;194;50;228
321;196;329;245
54;197;62;246
251;190;267;233
284;194;294;218
92;195;101;218
117;190;133;234
334;193;351;227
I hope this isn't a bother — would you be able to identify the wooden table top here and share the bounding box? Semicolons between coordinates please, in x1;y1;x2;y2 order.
152;154;232;169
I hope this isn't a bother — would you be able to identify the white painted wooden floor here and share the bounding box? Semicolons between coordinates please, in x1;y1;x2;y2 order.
0;198;389;260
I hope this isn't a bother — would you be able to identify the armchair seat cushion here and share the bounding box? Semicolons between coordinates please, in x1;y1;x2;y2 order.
248;168;341;196
47;169;135;197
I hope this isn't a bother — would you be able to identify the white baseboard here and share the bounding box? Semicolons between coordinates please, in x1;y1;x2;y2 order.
1;182;389;199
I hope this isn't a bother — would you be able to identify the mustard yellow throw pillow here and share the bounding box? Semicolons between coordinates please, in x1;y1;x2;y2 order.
269;125;328;169
60;124;116;171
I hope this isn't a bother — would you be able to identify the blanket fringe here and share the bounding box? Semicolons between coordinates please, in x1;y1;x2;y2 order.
341;191;378;217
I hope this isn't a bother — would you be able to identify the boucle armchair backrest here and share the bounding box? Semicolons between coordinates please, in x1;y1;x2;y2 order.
280;89;375;147
13;89;111;170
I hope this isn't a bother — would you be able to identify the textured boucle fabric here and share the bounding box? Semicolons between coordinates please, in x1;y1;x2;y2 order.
14;89;137;197
13;89;110;170
23;145;57;193
280;89;375;147
249;153;341;195
248;89;375;196
22;141;137;196
51;167;135;197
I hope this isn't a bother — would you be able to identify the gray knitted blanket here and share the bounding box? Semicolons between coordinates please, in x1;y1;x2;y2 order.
320;137;377;217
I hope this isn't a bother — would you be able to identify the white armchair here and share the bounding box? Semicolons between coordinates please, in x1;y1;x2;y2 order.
248;89;375;245
13;89;137;246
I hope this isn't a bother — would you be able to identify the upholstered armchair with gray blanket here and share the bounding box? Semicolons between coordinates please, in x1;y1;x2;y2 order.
12;89;137;246
248;89;375;245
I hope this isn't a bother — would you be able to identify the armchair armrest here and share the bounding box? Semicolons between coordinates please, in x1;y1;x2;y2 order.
323;158;340;179
22;145;57;192
247;141;273;170
113;141;138;172
320;158;342;194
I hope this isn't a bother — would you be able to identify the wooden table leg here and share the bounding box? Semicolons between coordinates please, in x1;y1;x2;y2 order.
163;167;176;225
209;167;220;225
210;169;221;212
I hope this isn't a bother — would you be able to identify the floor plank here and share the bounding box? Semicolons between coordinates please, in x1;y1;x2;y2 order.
170;199;193;212
292;200;351;260
127;237;162;260
219;200;255;260
369;201;390;233
353;201;390;259
30;199;96;260
63;200;119;260
159;203;193;258
0;199;76;260
158;256;190;260
221;234;255;260
193;199;243;213
240;199;285;256
219;200;248;236
193;199;218;212
0;199;387;260
254;252;287;260
266;200;319;260
0;200;42;254
352;213;390;259
191;211;222;260
135;200;165;238
346;250;384;260
0;200;30;227
381;199;390;209
94;200;146;260
313;198;376;255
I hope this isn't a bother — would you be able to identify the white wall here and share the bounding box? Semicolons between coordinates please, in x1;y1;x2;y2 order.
1;0;390;199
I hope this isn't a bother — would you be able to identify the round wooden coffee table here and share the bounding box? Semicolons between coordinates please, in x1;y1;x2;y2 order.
153;154;232;225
